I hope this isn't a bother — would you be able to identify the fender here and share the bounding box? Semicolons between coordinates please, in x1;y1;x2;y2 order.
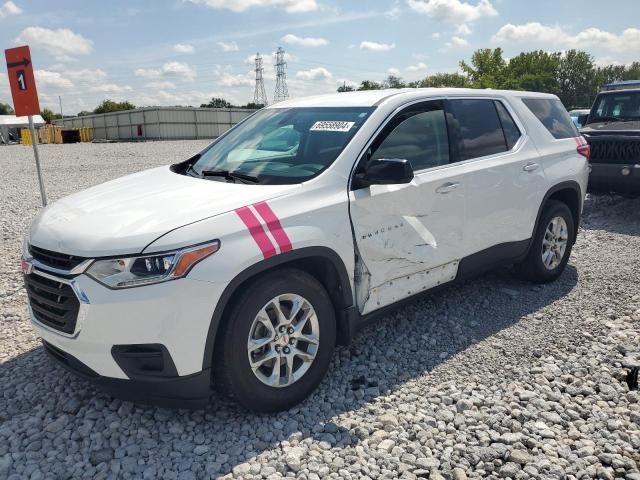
201;246;354;370
524;180;583;258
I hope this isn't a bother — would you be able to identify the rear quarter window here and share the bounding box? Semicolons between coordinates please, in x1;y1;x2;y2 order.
448;99;507;161
494;101;521;149
521;98;578;139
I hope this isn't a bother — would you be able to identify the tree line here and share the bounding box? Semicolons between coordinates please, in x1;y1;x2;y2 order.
2;48;638;120
339;48;640;109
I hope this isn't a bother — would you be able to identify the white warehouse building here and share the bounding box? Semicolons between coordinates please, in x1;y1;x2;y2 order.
54;107;257;141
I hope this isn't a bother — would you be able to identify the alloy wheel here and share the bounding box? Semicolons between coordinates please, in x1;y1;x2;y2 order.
247;293;320;388
541;216;568;270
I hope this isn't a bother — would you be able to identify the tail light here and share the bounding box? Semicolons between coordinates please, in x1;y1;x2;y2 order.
575;136;591;161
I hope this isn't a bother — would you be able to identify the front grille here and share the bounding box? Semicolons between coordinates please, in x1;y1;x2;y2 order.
24;274;80;334
29;245;87;271
587;136;640;164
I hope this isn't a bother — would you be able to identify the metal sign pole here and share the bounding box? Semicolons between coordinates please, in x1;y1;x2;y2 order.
28;114;47;206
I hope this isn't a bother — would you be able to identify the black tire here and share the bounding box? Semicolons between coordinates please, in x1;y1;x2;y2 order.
215;268;336;412
515;200;575;283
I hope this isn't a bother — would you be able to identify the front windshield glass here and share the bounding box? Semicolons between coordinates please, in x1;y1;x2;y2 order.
191;107;375;184
588;91;640;123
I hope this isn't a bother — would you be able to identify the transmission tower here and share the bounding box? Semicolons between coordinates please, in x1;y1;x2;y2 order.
273;46;289;103
253;52;268;106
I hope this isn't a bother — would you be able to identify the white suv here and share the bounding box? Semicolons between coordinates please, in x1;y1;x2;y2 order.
23;89;590;412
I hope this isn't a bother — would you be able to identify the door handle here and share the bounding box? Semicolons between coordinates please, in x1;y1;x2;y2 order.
436;182;460;194
523;162;539;172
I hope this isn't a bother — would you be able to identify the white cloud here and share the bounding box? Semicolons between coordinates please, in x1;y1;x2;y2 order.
15;27;93;58
360;41;396;52
34;70;73;89
493;23;640;54
445;35;469;48
296;67;332;80
135;62;195;80
385;6;401;19
406;62;428;72
218;72;254;87
387;67;401;75
187;0;317;13
173;43;194;53
146;81;177;89
0;1;21;17
135;68;160;78
70;69;107;84
431;32;441;39
281;34;328;47
456;23;472;35
161;61;196;80
407;0;497;23
217;41;239;52
90;83;132;94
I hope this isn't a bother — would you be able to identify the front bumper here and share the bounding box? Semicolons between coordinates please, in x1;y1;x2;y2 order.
24;258;226;407
43;341;212;408
588;162;640;195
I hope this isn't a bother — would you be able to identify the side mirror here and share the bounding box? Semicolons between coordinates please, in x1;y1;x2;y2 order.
577;113;589;127
354;158;414;188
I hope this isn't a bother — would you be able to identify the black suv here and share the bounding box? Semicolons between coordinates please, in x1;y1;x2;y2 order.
581;80;640;195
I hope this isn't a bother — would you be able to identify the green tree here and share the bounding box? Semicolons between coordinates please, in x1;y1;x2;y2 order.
200;97;233;108
383;75;406;89
239;102;264;109
460;48;507;88
40;108;62;124
77;110;93;117
420;72;471;88
622;62;640;80
0;102;14;115
557;50;597;108
93;99;136;114
357;80;383;91
503;51;561;94
337;82;355;92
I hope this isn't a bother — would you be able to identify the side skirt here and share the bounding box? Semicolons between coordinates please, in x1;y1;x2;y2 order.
345;239;530;341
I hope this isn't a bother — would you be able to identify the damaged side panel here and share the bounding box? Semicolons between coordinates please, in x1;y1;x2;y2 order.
350;180;464;315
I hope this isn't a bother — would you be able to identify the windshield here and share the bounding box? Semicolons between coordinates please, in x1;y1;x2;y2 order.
190;107;375;184
587;91;640;124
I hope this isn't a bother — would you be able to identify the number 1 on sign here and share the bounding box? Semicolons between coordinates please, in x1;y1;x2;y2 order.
16;70;26;90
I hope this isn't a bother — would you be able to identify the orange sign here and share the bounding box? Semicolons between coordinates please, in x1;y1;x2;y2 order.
5;45;39;117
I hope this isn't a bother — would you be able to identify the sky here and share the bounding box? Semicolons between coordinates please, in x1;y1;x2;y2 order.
0;0;639;115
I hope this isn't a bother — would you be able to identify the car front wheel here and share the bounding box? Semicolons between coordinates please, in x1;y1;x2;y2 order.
215;268;336;412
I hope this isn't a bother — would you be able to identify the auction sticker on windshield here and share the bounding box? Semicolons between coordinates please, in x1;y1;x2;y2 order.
310;121;355;132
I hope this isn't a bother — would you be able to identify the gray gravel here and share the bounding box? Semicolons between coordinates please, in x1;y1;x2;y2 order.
1;141;640;480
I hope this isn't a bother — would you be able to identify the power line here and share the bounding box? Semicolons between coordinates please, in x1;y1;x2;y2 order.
273;47;289;103
253;52;268;106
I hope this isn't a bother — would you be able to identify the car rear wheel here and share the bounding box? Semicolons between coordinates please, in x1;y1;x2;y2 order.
215;268;335;412
515;200;575;283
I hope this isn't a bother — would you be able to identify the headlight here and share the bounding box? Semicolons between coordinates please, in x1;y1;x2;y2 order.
23;234;31;259
86;241;219;289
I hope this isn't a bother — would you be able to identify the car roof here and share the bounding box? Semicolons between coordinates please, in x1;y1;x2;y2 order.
266;88;559;109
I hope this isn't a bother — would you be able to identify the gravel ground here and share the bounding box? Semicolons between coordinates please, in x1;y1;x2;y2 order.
1;141;639;480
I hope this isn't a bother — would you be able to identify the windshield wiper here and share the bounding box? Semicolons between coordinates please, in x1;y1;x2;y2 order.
200;169;260;184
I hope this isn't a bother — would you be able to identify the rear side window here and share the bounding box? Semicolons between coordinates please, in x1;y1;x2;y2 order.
494;101;521;149
448;99;507;161
521;97;578;139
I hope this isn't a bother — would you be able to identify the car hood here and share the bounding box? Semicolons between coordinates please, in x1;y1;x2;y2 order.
28;166;298;257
